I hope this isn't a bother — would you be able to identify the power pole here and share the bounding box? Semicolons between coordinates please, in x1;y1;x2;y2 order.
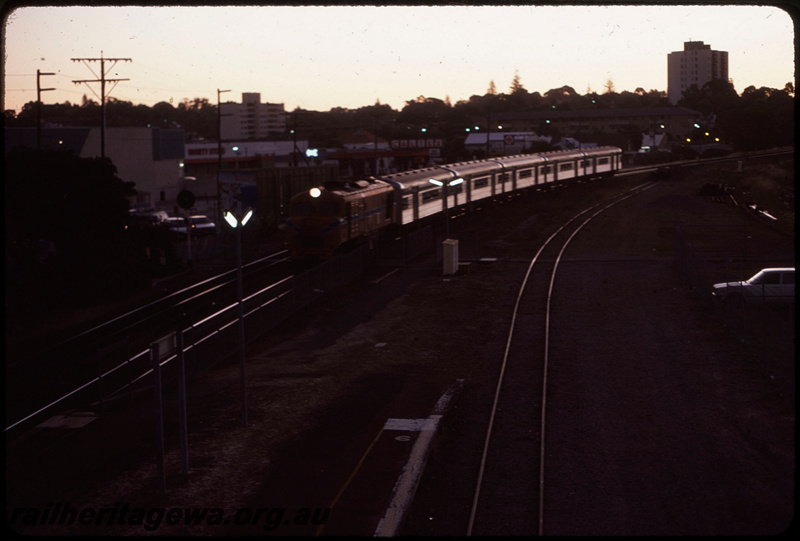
71;52;131;158
217;89;231;221
36;69;55;150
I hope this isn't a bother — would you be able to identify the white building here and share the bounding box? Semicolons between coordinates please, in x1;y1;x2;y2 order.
220;92;288;140
464;131;552;155
667;41;729;105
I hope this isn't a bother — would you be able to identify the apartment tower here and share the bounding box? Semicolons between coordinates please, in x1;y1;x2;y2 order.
667;41;729;105
220;92;288;140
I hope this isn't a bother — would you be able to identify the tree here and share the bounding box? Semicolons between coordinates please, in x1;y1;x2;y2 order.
603;78;615;94
509;71;526;94
5;147;138;311
720;84;794;150
678;78;738;115
487;80;498;95
544;86;578;98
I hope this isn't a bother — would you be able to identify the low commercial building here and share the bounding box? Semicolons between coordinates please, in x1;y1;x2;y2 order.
484;107;702;147
5;126;185;211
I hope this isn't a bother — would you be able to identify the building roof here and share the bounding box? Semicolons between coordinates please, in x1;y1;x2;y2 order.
487;107;701;121
464;131;552;145
338;128;388;148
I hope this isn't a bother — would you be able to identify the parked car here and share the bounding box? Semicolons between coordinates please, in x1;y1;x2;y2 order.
188;215;216;236
712;268;795;305
166;217;188;238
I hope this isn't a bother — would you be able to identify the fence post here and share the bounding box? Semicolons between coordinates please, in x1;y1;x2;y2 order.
176;330;189;474
151;342;166;492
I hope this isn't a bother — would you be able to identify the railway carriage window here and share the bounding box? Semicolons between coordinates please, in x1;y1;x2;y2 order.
598;158;609;165
474;177;489;189
421;189;441;203
499;173;509;182
580;160;590;168
519;169;533;179
559;163;573;172
540;166;552;175
402;196;412;210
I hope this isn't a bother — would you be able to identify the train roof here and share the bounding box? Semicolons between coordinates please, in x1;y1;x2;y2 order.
439;159;504;177
375;166;458;191
371;146;622;192
321;179;393;196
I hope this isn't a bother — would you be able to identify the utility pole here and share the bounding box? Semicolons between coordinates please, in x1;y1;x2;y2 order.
36;69;55;150
486;112;492;157
217;89;231;221
290;111;310;167
292;112;299;167
71;52;131;158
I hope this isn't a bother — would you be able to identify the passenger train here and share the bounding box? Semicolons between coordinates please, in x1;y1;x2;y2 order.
284;146;623;259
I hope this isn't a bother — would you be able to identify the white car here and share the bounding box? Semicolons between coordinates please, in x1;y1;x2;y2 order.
166;217;188;238
712;268;795;304
188;215;216;236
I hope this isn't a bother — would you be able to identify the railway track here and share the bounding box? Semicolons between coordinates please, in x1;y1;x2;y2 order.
5;250;294;434
466;180;658;535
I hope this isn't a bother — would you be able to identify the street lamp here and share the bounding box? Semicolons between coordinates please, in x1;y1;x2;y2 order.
224;207;253;425
430;177;463;239
217;89;231;223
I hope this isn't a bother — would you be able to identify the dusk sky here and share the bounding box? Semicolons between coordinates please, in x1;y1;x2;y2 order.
2;4;795;114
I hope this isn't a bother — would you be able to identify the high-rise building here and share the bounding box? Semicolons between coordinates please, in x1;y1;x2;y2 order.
220;92;288;140
667;41;729;105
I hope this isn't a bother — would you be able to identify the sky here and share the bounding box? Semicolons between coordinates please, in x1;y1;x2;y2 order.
2;3;795;114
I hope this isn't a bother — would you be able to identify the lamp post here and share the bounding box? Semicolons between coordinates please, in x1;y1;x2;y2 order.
224;207;254;426
429;177;463;239
217;89;231;222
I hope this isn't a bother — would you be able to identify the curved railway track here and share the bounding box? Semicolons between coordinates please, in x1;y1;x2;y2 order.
466;180;659;536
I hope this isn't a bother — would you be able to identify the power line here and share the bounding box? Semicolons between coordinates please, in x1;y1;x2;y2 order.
71;51;132;158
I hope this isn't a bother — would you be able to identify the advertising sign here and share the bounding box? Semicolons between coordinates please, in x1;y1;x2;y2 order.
219;171;257;214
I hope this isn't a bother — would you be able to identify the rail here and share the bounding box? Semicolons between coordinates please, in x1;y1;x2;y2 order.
5;245;376;435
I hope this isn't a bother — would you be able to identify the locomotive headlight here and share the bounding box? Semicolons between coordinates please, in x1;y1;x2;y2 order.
429;179;444;186
449;178;464;186
310;187;322;198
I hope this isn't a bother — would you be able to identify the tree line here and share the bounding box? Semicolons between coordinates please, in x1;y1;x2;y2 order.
5;77;794;155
